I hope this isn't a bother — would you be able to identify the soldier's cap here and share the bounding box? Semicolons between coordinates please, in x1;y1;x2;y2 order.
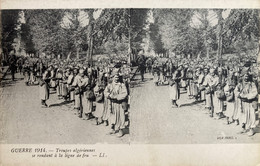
87;68;92;73
217;67;223;72
209;68;215;73
79;68;84;74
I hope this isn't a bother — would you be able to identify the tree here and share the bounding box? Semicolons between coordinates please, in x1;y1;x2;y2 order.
192;9;212;58
1;10;21;55
23;9;66;57
149;22;165;55
152;9;199;57
213;9;225;59
130;9;149;54
221;9;260;57
90;9;130;60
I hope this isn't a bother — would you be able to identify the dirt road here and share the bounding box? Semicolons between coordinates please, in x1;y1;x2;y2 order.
0;73;129;144
130;73;260;144
1;72;259;144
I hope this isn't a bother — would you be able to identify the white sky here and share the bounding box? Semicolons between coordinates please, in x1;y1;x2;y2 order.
147;9;231;29
61;9;103;28
20;9;103;29
191;9;231;28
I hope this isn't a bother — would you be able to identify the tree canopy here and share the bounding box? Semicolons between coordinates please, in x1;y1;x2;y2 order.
1;10;21;55
147;9;259;59
1;9;259;61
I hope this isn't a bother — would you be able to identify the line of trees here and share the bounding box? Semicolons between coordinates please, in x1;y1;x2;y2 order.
1;9;259;63
1;9;131;61
148;9;260;60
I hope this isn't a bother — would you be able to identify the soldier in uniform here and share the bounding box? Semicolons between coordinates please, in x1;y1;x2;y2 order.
105;74;128;137
39;68;51;107
72;68;83;117
93;70;106;125
203;68;217;117
238;71;258;136
169;65;182;107
213;67;226;119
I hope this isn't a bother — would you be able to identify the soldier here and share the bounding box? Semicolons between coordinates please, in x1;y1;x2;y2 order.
238;71;258;136
56;67;63;99
137;53;146;82
169;65;182;107
203;68;217;117
72;68;83;117
224;73;236;124
61;68;70;101
80;68;95;120
39;68;51;107
93;70;106;125
17;57;23;74
213;67;226;119
102;74;113;126
105;74;128;137
67;68;75;102
9;53;17;81
197;68;205;101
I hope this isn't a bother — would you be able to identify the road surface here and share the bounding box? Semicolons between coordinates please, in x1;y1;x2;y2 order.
1;72;259;144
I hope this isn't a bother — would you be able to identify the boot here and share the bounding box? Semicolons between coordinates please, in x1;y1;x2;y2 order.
117;129;124;137
209;110;213;117
109;129;118;135
247;129;255;136
226;118;230;125
96;118;100;125
78;109;82;118
239;124;246;134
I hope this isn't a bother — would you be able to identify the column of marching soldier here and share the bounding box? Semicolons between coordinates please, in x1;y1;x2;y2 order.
7;53;259;137
150;56;259;137
20;57;131;138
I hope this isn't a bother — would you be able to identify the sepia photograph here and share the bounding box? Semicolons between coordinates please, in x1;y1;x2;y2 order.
0;8;259;145
0;1;260;165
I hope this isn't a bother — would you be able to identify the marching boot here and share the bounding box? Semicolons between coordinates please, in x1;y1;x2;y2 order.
226;118;230;125
78;109;82;118
104;120;108;126
210;110;213;117
117;129;124;137
219;112;225;119
239;123;246;134
171;100;178;108
247;128;255;136
86;113;91;120
95;118;100;125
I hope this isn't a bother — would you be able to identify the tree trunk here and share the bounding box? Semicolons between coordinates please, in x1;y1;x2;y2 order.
87;9;94;66
89;36;93;66
76;47;80;59
128;10;131;66
67;52;71;60
216;9;224;60
206;47;209;58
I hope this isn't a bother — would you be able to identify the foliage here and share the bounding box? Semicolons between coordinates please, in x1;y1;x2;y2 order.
22;9;67;57
222;9;260;55
130;9;149;52
152;9;203;57
148;9;259;58
1;10;20;54
2;8;259;61
93;9;129;47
